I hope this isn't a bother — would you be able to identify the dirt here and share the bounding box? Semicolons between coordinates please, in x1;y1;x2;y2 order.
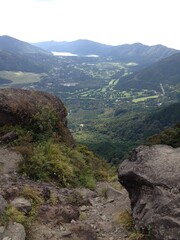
0;146;131;240
0;146;22;175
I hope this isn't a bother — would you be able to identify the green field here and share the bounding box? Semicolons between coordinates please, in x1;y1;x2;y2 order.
0;71;44;86
132;95;159;103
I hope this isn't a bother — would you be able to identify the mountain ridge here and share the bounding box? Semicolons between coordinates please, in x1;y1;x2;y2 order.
0;36;55;72
33;39;179;66
0;35;51;55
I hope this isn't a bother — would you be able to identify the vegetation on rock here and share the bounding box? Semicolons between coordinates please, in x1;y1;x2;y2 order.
0;90;115;189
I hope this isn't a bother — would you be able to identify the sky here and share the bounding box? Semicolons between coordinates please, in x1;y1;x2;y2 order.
0;0;180;49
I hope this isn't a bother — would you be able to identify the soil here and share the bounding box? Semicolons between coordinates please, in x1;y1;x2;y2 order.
0;146;131;240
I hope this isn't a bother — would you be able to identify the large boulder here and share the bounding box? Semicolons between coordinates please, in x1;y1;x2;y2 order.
0;88;74;146
118;145;180;240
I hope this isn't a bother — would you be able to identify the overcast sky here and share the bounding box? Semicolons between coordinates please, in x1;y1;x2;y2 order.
0;0;180;49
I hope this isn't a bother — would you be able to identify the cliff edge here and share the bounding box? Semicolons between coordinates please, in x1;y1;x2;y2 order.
0;88;74;146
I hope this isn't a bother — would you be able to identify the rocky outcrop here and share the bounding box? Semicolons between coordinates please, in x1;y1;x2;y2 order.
0;88;74;146
118;145;180;240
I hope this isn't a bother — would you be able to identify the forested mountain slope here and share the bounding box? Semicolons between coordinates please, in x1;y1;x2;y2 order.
115;53;180;91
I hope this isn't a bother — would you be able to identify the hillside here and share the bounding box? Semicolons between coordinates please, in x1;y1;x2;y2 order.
0;36;55;73
115;53;180;91
0;88;114;187
0;35;51;55
0;88;133;240
34;39;179;66
76;102;180;164
0;50;54;73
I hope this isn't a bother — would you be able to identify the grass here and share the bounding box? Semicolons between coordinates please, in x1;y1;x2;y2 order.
114;211;145;240
132;95;159;103
0;71;44;85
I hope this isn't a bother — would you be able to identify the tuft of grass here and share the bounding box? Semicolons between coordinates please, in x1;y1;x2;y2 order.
79;212;88;221
21;186;43;205
110;181;122;191
1;205;26;225
101;187;108;198
114;210;133;231
114;210;146;240
50;193;59;205
129;232;145;240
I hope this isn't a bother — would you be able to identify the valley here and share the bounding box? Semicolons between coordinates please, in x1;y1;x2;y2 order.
1;54;179;163
0;36;179;164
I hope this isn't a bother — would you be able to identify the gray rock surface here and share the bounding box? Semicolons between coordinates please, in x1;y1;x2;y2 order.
118;145;180;240
3;222;26;240
0;132;18;144
0;195;7;216
0;147;21;175
11;197;32;213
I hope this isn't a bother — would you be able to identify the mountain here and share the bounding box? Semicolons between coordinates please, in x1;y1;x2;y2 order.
0;35;51;55
34;39;179;66
115;53;180;90
0;36;55;72
106;43;178;66
0;49;52;73
33;39;112;55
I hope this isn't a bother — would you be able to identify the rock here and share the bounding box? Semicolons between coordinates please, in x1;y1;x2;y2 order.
11;197;32;213
0;226;5;239
105;185;122;200
25;224;59;240
38;204;80;224
0;88;74;146
42;187;51;201
3;222;26;240
118;145;180;240
0;195;7;215
0;148;21;175
70;223;97;240
80;205;87;211
0;132;18;144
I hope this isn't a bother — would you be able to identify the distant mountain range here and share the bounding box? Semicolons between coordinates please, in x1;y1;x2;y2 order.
0;35;180;76
33;39;179;67
0;36;54;72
